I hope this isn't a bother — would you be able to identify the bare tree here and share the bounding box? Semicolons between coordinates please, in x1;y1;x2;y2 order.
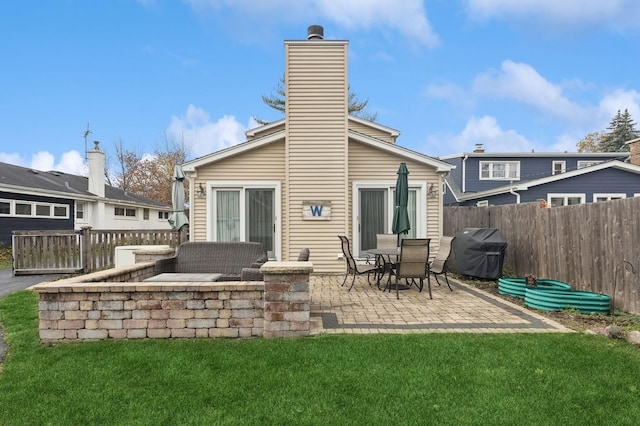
109;137;190;205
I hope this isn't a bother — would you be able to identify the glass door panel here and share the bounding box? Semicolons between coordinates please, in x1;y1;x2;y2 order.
246;188;275;258
359;188;387;257
216;190;240;241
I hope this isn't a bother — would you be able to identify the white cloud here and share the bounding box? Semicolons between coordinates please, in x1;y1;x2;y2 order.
0;152;24;167
185;0;439;47
424;82;474;108
598;89;640;127
166;104;252;158
30;150;86;175
428;115;535;154
473;60;588;123
464;0;640;31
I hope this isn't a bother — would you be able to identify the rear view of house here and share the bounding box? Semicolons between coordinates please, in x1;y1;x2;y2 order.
182;26;452;273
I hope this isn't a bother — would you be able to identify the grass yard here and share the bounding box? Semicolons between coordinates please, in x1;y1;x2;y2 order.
0;247;11;269
1;290;640;425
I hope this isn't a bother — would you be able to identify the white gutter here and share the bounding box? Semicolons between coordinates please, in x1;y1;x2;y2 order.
462;154;468;193
509;183;520;204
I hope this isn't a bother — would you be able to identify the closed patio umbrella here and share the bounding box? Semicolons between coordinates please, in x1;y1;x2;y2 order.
392;162;410;242
168;165;188;230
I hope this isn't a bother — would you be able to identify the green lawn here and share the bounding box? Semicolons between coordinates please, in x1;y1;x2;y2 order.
1;291;640;425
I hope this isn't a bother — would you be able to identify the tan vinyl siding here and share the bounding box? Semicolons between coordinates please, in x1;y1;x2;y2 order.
349;119;397;143
349;140;443;254
191;141;286;246
285;41;348;273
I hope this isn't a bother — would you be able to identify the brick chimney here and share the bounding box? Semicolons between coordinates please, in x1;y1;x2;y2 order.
626;137;640;165
87;141;105;197
473;143;485;153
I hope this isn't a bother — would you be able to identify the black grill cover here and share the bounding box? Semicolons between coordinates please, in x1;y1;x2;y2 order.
453;228;507;280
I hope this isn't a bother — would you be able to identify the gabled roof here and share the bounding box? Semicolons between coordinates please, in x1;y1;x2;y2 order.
0;161;169;208
243;115;401;139
182;128;453;173
439;151;629;160
449;160;640;202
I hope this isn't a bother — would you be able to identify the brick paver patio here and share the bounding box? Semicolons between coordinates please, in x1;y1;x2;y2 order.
309;274;572;334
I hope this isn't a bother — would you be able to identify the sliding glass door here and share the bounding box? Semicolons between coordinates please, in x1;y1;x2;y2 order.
213;185;277;258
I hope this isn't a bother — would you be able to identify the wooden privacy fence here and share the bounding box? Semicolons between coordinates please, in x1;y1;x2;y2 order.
444;199;640;314
12;227;188;275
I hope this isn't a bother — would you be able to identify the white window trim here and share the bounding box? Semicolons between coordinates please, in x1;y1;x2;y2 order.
205;181;281;260
479;161;520;181
577;160;603;169
552;161;566;175
476;200;489;207
114;207;138;220
547;193;586;206
593;193;626;202
351;180;427;257
1;199;69;219
0;198;13;216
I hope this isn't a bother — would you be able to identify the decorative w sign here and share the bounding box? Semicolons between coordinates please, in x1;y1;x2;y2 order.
302;201;332;220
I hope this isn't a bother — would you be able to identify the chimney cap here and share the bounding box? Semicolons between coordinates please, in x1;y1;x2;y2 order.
307;25;324;40
473;143;485;153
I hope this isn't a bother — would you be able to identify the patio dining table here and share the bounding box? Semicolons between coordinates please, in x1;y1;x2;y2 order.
368;247;410;291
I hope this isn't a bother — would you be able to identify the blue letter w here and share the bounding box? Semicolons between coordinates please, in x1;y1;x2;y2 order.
310;205;323;216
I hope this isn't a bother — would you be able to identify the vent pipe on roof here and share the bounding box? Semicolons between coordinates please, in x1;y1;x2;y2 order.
473;143;485;153
307;25;324;40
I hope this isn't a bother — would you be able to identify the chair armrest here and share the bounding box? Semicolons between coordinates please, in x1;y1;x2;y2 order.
241;267;263;281
154;257;177;274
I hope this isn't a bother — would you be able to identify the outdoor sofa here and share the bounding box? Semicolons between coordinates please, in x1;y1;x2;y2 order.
153;241;268;281
239;248;310;281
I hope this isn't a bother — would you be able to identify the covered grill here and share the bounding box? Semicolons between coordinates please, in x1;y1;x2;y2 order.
452;228;507;280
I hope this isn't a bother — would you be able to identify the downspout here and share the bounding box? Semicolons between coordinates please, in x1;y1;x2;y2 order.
509;182;520;204
462;154;468;193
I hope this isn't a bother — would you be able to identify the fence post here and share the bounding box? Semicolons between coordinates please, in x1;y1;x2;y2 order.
81;226;92;273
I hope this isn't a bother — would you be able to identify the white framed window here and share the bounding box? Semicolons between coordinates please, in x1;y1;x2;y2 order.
552;161;566;175
76;203;85;220
593;193;626;202
480;161;520;180
115;207;137;218
158;211;170;219
476;200;489;207
577;160;603;169
0;199;68;218
548;194;585;207
208;181;281;260
15;202;32;216
143;208;149;220
0;199;12;216
352;181;427;258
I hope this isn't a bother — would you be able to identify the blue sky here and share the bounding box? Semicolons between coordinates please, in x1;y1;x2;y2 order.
1;0;640;175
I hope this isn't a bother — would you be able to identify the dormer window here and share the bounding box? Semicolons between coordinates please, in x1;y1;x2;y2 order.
479;161;520;180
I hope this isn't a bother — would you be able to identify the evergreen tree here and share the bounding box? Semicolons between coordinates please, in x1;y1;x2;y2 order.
599;109;639;152
257;74;377;124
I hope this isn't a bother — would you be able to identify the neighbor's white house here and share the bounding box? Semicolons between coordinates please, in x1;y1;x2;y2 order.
181;25;453;273
0;142;173;246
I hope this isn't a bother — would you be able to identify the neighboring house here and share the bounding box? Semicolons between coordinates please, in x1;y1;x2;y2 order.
0;142;172;246
181;25;453;273
440;144;640;206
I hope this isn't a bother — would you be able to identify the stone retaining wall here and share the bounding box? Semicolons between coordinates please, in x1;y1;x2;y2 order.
32;261;312;342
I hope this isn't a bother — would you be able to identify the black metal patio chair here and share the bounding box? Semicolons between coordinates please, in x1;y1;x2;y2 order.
429;236;455;291
338;235;379;291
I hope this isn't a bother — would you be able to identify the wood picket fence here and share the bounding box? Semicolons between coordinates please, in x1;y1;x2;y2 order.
12;227;187;275
444;199;640;314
